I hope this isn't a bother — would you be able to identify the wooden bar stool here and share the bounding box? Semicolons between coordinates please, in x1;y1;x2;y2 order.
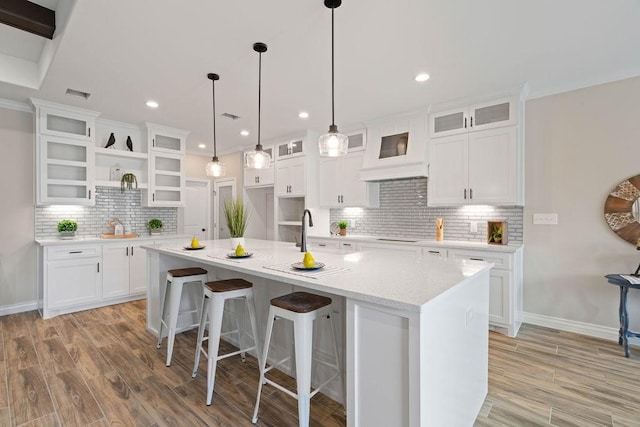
606;274;640;357
252;291;344;427
157;267;209;366
192;278;261;405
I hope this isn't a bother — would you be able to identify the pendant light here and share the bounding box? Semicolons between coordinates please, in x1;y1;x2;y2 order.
205;73;226;177
245;42;272;169
318;0;348;157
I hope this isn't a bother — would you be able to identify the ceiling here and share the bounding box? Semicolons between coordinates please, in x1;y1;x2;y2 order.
0;0;639;156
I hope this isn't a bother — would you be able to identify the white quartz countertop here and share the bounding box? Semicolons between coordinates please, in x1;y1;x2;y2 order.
143;238;493;313
307;233;522;253
36;234;191;246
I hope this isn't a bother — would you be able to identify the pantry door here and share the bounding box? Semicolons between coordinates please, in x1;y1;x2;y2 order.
184;178;211;240
213;178;237;240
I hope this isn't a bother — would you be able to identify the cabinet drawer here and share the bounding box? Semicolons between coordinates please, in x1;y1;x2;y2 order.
422;247;448;258
448;249;511;270
47;245;102;260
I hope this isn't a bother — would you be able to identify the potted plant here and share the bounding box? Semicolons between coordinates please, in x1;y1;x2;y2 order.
57;219;78;239
338;220;348;236
147;218;163;235
224;198;249;249
120;173;138;192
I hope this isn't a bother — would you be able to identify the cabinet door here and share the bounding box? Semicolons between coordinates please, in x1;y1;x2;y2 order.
40;108;95;141
149;152;185;206
427;134;468;206
469;98;516;132
429;107;469;138
102;244;130;298
319;157;341;207
38;136;95;206
47;257;102;309
340;152;372;206
259;165;275;186
467;127;518;205
129;243;147;294
276;139;304;159
275;162;291;196
358;242;421;255
150;131;186;154
276;157;305;196
288;159;306;196
243;168;261;188
488;269;511;326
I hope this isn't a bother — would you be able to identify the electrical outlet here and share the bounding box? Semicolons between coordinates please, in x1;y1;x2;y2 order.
470;221;478;233
533;213;558;225
465;309;474;326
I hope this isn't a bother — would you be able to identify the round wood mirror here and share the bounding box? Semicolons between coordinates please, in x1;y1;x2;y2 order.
604;174;640;245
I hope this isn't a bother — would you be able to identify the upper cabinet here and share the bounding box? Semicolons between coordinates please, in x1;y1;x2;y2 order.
275;138;304;160
31;99;100;142
144;123;189;207
318;130;379;208
429;97;516;138
146;122;188;155
276;156;306;197
31;99;101;206
244;145;275;188
428;95;523;206
360;109;429;181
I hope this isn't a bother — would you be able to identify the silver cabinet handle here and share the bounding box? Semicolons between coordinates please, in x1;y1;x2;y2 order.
428;250;440;254
131;246;134;256
469;188;473;199
464;189;467;199
126;247;129;256
97;262;100;273
470;257;484;261
470;116;473;127
88;189;91;199
69;250;82;254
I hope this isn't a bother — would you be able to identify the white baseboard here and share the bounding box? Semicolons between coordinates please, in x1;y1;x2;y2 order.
523;312;619;342
0;300;40;316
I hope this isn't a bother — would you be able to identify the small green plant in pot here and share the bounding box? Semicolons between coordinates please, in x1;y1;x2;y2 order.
147;218;163;235
57;219;77;239
224;198;250;249
338;220;348;236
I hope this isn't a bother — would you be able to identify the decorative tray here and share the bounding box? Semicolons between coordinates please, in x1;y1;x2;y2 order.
291;262;325;271
227;253;253;258
184;246;205;250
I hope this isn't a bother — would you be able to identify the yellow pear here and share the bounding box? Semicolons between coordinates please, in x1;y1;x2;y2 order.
191;236;200;248
235;243;245;256
303;251;315;268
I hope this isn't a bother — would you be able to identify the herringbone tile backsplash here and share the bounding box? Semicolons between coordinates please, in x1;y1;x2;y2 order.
330;177;523;243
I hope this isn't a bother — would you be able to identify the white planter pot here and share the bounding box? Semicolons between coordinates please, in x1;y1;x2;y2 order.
230;237;245;250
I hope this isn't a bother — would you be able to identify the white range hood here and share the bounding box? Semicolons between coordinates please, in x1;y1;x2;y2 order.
360;109;429;181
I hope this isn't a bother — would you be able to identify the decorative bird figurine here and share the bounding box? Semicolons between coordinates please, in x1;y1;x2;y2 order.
126;136;133;152
105;132;116;149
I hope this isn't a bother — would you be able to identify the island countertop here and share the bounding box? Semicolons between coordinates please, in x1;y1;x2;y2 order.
143;238;492;313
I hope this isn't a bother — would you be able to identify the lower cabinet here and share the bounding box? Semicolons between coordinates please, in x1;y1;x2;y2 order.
102;242;148;298
45;245;102;311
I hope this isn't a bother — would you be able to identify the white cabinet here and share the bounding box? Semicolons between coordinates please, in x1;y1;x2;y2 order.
421;247;448;258
244;146;275;188
360;110;429;181
276;156;306;197
428;126;521;206
275;137;304;159
148;152;185;206
102;242;148;298
319;151;379;208
44;245;102;312
429;97;516;138
448;247;522;337
307;238;358;254
31;99;99;142
146;122;188;155
358;242;422;255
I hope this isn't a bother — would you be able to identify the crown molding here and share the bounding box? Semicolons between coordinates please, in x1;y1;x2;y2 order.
0;98;32;113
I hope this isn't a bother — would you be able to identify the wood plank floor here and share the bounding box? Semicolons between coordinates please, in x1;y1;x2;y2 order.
0;301;638;426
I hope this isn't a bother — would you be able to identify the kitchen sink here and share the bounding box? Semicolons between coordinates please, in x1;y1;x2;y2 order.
100;233;140;239
375;238;419;243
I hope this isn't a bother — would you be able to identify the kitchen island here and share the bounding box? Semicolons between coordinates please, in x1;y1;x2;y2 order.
144;238;492;427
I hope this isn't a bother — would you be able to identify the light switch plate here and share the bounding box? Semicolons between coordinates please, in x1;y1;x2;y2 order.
533;213;558;225
470;221;478;233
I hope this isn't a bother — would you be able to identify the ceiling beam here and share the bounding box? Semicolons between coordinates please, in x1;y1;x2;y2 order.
0;0;55;39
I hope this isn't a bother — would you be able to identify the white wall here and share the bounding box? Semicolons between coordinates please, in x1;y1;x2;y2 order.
0;107;36;309
524;75;640;329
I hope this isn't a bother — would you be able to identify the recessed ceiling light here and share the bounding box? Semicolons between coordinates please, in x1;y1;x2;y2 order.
298;111;309;119
145;100;159;108
240;130;250;136
415;73;430;82
198;143;206;149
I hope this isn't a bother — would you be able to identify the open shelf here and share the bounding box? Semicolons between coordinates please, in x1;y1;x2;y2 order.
95;180;148;189
278;221;302;226
95;147;148;160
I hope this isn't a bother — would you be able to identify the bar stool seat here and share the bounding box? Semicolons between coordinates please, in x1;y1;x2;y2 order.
193;278;260;405
157;267;208;366
252;291;344;427
606;274;640;357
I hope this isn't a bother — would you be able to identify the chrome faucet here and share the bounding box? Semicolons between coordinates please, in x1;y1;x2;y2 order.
300;209;313;252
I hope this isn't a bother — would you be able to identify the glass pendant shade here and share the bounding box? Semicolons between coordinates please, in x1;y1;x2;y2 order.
319;125;348;157
205;157;226;177
245;148;271;169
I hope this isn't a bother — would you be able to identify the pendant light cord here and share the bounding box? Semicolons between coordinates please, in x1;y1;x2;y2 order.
212;77;217;158
331;6;335;127
257;51;262;150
